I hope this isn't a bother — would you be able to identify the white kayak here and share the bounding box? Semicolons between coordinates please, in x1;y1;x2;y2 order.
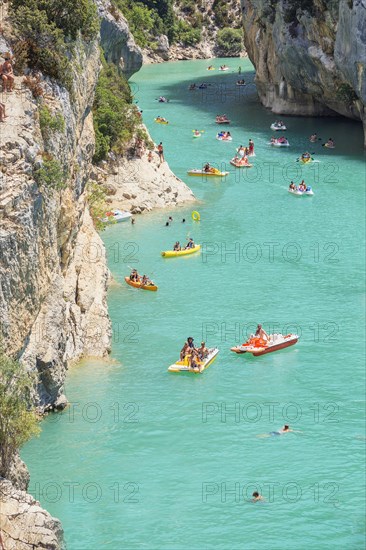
168;348;219;373
271;123;287;131
102;209;132;223
288;187;314;196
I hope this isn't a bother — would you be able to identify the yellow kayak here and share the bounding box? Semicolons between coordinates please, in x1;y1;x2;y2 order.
161;245;201;258
155;118;169;124
124;276;158;291
187;169;229;177
299;157;312;164
168;348;219;373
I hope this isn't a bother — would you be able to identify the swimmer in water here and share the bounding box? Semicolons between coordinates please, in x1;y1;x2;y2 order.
269;425;293;436
257;425;300;438
252;491;264;502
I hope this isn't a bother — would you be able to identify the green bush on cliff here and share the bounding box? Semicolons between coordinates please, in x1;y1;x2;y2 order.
34;156;66;190
93;60;142;163
171;20;201;46
0;346;40;478
86;182;108;232
112;0;177;45
9;0;99;88
217;28;243;56
39;105;65;139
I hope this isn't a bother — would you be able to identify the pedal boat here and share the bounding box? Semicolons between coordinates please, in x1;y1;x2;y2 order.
231;334;298;356
168;348;219;373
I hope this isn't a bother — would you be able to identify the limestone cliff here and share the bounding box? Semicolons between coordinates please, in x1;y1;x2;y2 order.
241;0;366;145
95;0;143;77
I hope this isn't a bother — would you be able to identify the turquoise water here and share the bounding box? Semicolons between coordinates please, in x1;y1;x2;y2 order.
23;58;365;549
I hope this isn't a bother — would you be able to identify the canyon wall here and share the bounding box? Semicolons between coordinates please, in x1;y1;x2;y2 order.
241;0;366;145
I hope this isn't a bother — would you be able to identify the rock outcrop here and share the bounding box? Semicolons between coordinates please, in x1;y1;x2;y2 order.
241;0;366;145
0;479;64;550
95;0;143;78
93;133;195;213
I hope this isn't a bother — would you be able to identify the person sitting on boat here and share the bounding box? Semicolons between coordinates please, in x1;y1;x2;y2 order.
302;152;311;159
141;274;151;286
189;84;196;90
197;341;208;360
180;336;196;360
130;269;139;282
325;137;334;147
237;145;245;156
199;83;207;89
255;324;269;342
226;131;231;139
278;136;286;143
298;180;306;192
289;181;296;191
208;65;214;70
204;163;212;173
270;136;276;144
193;129;200;136
248;139;254;154
310;132;317;142
173;241;181;251
184;238;195;249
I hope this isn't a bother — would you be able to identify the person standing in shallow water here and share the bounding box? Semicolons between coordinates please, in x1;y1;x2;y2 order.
157;142;164;165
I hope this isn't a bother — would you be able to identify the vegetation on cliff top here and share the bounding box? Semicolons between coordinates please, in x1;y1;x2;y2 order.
9;0;99;88
111;0;202;47
0;347;40;479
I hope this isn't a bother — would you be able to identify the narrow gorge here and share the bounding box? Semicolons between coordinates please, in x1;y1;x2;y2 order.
0;0;365;548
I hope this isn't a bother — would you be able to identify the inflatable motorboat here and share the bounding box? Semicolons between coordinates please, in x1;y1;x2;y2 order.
231;333;298;356
102;209;132;223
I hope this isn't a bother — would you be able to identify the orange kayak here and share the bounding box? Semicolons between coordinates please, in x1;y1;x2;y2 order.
124;276;158;291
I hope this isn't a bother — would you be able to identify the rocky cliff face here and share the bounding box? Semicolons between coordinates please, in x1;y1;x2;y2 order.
241;0;366;145
96;0;143;77
0;0;143;545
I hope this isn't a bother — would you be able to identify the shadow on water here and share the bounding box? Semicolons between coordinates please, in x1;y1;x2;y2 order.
131;61;365;156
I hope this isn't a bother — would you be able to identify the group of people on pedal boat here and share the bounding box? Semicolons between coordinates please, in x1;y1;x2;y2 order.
173;238;195;251
216;114;230;123
180;337;209;372
270;136;289;145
